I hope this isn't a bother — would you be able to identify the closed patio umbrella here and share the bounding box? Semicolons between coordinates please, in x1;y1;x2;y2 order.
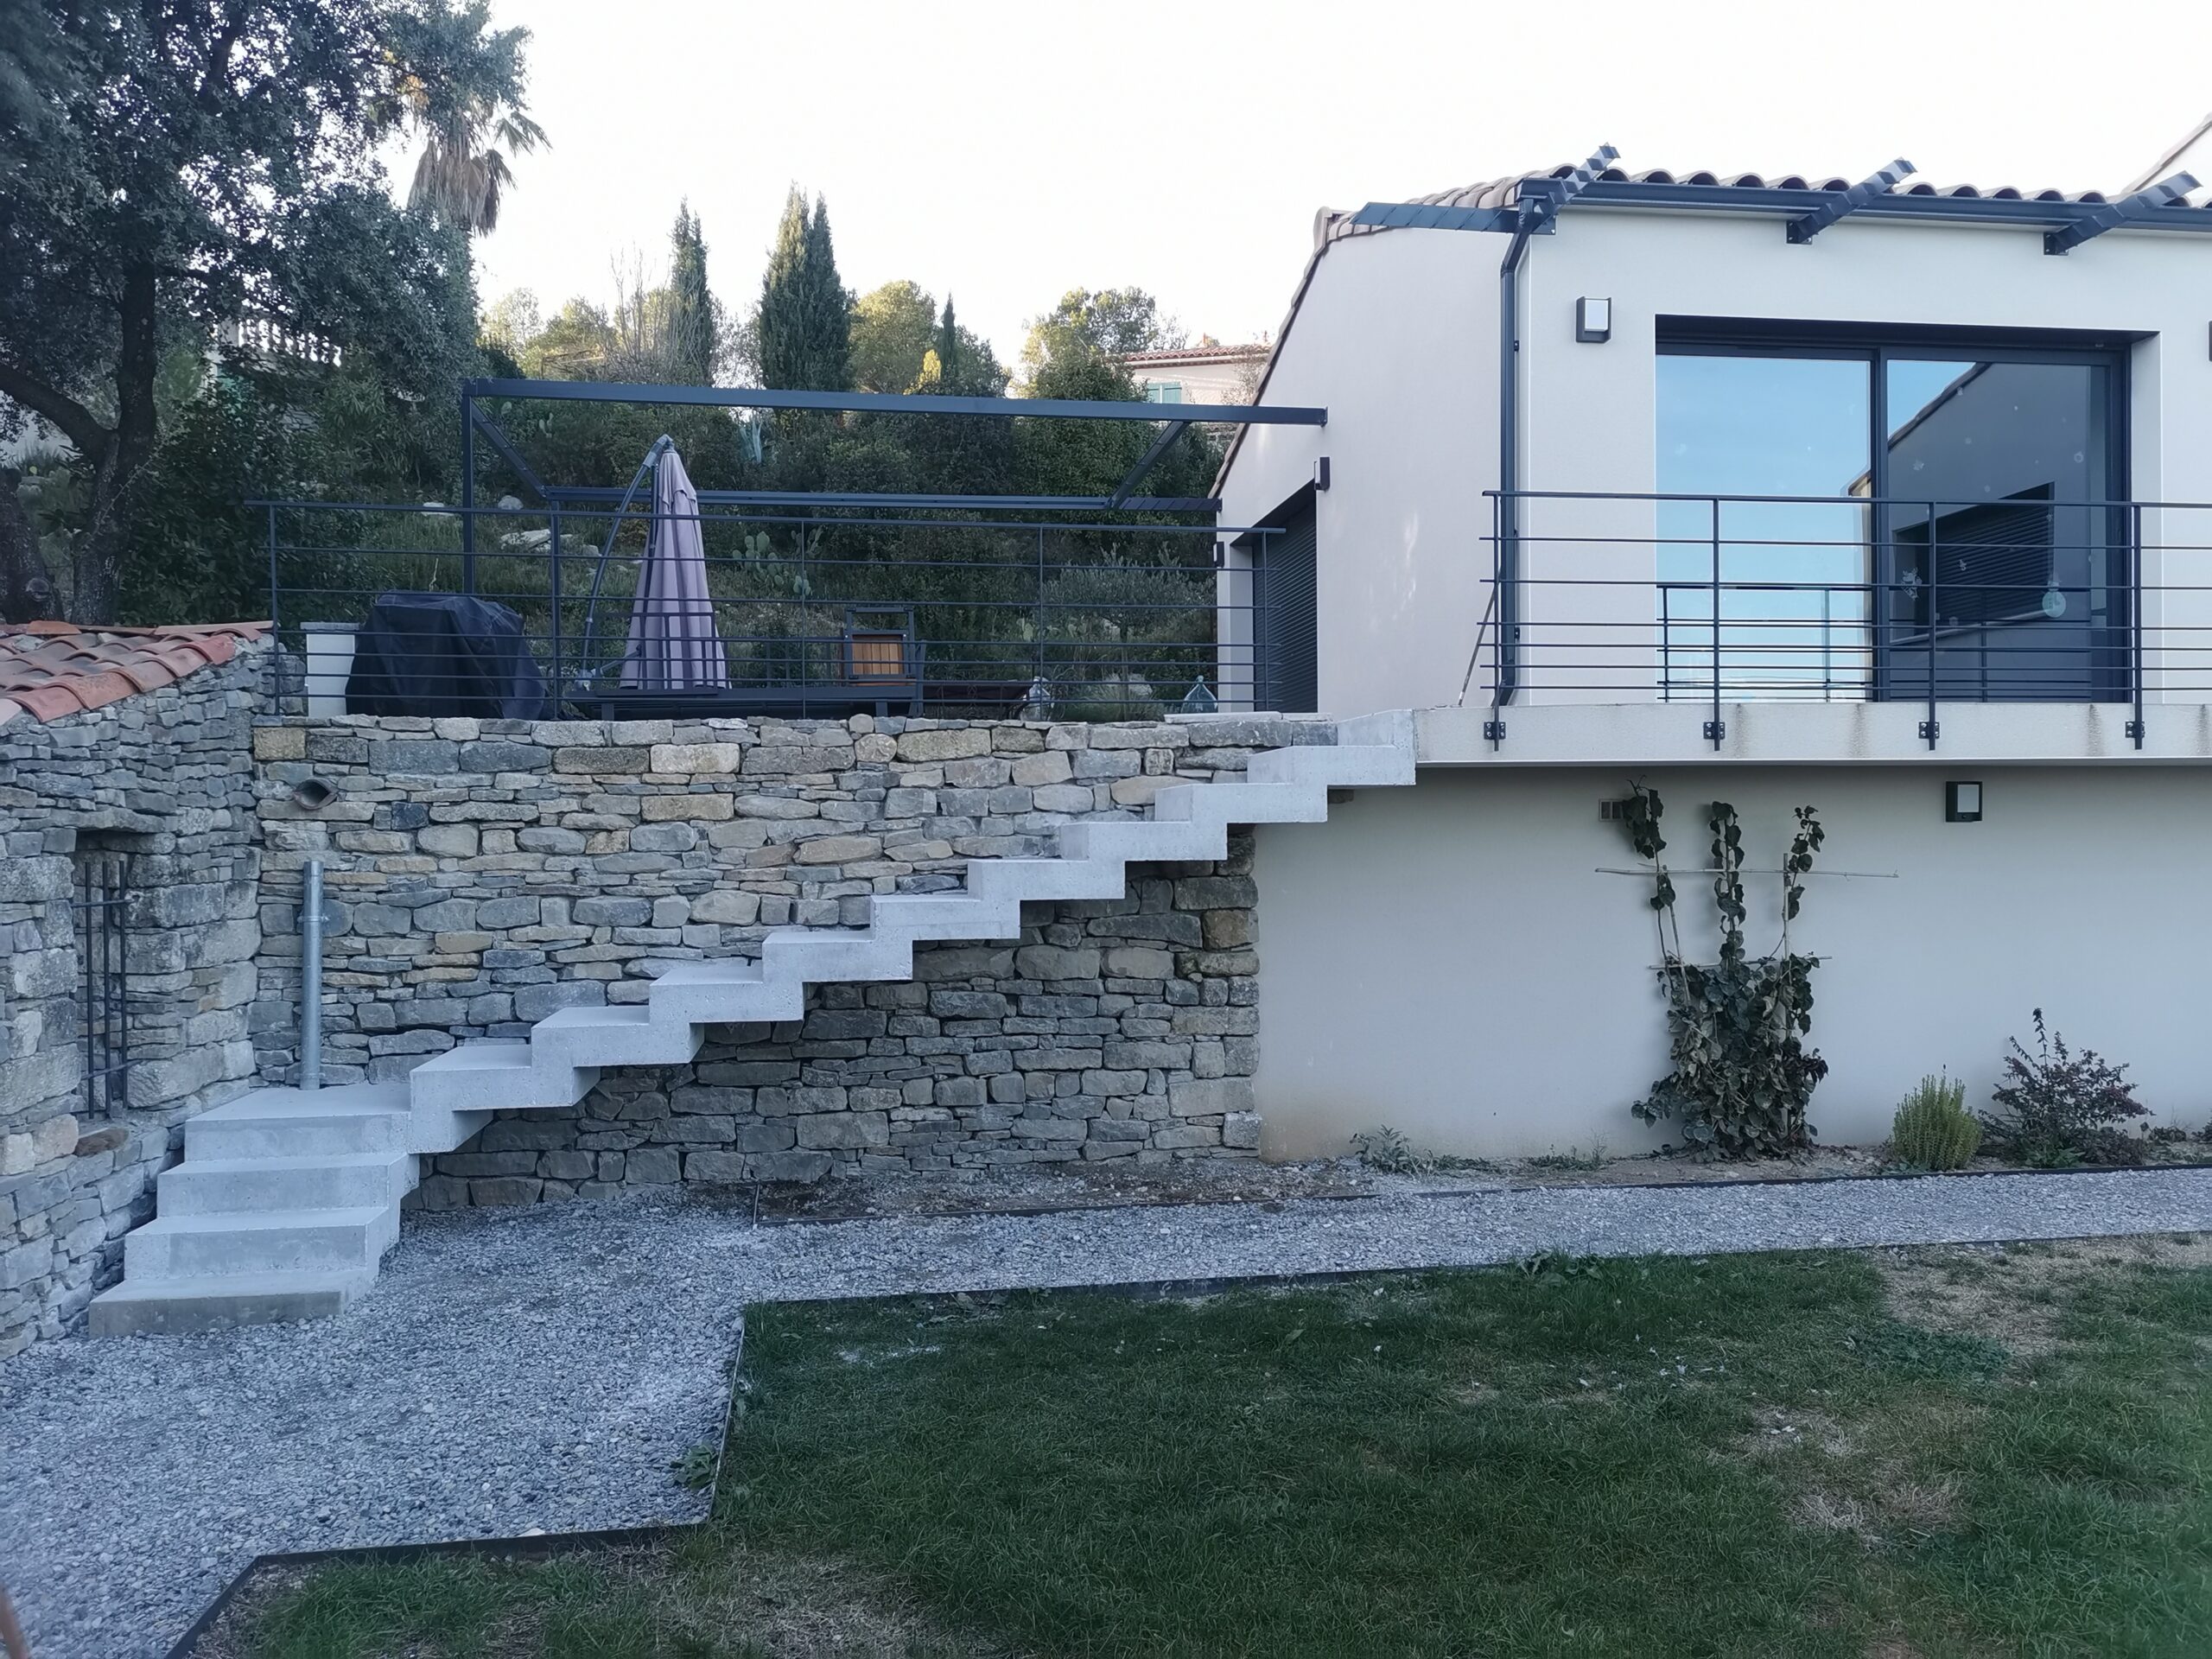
621;445;729;690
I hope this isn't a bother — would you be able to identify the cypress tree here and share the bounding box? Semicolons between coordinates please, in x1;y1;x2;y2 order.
758;187;851;391
667;200;716;384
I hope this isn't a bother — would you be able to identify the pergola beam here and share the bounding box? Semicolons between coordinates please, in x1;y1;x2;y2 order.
2044;170;2200;254
462;378;1325;427
1786;157;1916;244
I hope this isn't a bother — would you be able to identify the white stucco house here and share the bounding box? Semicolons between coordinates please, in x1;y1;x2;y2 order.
1214;156;2212;1159
1121;341;1267;406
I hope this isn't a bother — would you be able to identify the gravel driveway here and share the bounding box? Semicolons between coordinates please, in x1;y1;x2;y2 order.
8;1166;2212;1658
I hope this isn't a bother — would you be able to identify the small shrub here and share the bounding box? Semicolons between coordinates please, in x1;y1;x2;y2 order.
1353;1127;1437;1174
1890;1074;1981;1170
1980;1010;2148;1167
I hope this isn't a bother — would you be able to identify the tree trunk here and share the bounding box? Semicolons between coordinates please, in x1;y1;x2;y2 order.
68;263;162;626
0;464;61;622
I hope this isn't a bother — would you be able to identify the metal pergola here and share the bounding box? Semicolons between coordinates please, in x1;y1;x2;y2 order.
457;376;1327;568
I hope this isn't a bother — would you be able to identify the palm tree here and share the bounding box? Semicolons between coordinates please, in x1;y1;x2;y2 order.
394;3;547;236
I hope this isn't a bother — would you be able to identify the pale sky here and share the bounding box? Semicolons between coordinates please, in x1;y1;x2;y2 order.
466;0;2211;370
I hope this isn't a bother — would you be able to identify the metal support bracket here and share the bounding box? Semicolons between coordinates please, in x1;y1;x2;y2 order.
1702;719;1726;744
1919;719;1941;744
2126;718;2145;746
1483;719;1506;744
1109;419;1191;509
1786;158;1915;244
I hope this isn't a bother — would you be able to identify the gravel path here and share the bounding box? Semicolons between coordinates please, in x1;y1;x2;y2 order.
8;1166;2212;1658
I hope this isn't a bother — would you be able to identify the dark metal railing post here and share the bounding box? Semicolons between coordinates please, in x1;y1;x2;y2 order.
2129;500;2145;747
1923;501;1939;747
459;391;477;594
547;503;563;714
1707;497;1723;748
264;503;281;704
1033;524;1046;694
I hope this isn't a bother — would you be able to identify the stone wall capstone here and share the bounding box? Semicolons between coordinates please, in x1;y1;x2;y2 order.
0;647;267;1357
251;713;1329;1201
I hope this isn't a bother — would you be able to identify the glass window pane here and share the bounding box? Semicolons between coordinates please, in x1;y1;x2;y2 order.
1656;353;1872;698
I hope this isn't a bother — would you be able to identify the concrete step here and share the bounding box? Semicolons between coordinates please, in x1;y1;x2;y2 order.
88;1268;378;1336
531;1004;704;1070
409;1039;597;1115
156;1152;417;1216
648;958;804;1025
124;1205;399;1279
964;856;1128;904
1249;739;1415;787
868;891;1024;940
1151;780;1330;825
762;926;912;982
1056;817;1229;864
184;1084;410;1159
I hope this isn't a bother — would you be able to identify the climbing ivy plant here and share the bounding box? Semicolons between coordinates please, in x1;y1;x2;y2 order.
1621;785;1828;1157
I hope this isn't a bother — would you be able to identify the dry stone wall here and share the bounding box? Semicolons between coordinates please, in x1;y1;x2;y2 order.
251;712;1332;1202
0;649;265;1357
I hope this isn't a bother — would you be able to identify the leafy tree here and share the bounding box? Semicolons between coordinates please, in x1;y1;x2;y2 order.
1020;287;1184;387
391;0;545;236
0;0;79;171
0;0;539;624
850;280;938;395
667;200;718;385
757;188;851;392
915;295;1008;397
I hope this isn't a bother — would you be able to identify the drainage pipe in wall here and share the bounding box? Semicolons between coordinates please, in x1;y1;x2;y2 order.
301;858;323;1091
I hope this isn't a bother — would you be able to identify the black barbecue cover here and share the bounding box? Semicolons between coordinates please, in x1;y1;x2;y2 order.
345;592;549;718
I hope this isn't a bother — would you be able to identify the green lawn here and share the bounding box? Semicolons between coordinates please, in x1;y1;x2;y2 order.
218;1237;2212;1659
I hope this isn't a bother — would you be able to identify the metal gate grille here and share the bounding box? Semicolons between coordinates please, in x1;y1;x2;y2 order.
79;849;130;1115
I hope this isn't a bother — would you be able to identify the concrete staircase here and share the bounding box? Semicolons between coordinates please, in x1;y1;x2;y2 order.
88;714;1416;1335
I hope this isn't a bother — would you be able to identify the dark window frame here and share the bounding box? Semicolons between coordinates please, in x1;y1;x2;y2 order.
1656;321;2134;702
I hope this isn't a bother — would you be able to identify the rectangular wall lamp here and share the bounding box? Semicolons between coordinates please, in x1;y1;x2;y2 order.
1946;781;1983;823
1575;296;1611;342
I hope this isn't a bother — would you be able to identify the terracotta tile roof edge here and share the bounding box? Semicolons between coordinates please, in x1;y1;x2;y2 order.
0;620;271;728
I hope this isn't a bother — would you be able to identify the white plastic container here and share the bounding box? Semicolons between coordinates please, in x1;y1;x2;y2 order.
301;621;358;715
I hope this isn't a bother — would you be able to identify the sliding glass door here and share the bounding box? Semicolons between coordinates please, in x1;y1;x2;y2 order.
1656;335;2126;702
1875;356;2122;702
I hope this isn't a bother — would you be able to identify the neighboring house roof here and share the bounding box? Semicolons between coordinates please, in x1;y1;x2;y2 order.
1122;343;1268;365
1218;162;2212;493
0;620;269;727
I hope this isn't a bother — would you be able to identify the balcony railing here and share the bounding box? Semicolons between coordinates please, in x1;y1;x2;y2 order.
1484;489;2212;747
260;499;1288;720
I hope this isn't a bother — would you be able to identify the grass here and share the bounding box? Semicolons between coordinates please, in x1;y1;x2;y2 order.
211;1238;2212;1658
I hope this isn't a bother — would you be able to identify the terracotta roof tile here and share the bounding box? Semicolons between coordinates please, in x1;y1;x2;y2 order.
0;620;270;728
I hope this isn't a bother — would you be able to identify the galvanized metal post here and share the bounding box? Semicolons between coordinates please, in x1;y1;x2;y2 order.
301;859;324;1091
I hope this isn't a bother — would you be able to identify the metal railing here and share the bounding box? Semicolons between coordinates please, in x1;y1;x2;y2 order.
1481;489;2212;748
261;500;1287;720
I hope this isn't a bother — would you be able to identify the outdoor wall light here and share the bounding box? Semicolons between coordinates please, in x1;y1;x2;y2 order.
1575;296;1612;343
1945;781;1983;823
1314;455;1332;492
